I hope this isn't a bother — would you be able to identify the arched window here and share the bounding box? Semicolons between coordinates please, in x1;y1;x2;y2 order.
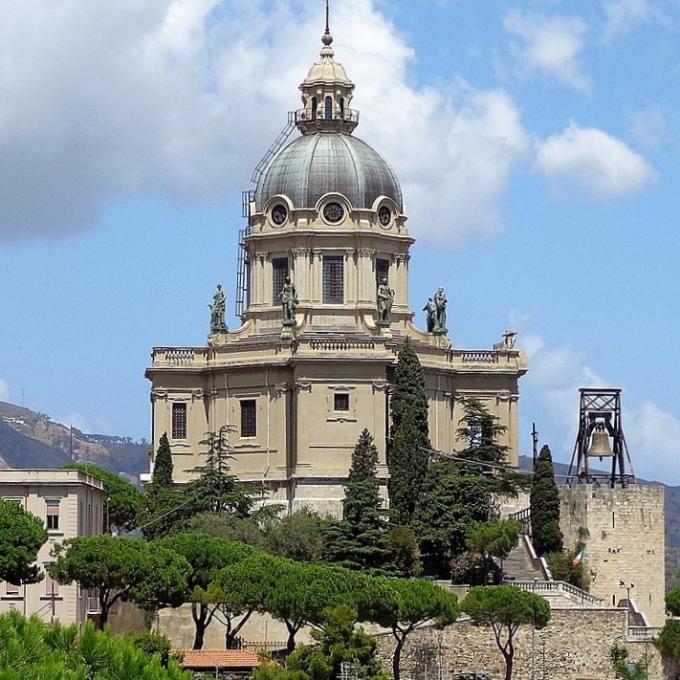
339;98;345;119
325;96;333;120
311;97;318;120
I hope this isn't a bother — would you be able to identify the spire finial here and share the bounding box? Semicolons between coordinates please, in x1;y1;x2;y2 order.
322;0;333;47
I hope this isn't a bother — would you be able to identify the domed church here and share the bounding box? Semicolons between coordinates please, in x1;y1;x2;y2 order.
144;12;528;513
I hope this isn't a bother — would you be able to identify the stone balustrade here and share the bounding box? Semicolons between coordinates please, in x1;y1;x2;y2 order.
511;580;604;607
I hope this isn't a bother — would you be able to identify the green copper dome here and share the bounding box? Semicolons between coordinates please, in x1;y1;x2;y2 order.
255;132;403;213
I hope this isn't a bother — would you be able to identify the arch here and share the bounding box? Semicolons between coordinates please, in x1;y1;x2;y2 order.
325;96;333;120
311;97;318;120
339;97;345;119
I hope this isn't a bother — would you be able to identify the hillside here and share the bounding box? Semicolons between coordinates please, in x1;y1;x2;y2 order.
519;455;680;548
0;401;148;482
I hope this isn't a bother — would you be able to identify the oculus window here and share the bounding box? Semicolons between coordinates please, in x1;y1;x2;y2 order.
240;399;257;438
323;256;344;304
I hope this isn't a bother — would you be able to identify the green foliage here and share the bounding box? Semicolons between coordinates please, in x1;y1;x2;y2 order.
324;430;391;574
545;550;588;591
127;631;172;667
530;445;564;555
187;426;260;516
412;461;492;576
64;463;141;532
385;525;421;577
50;535;190;625
463;586;550;680
667;586;680;616
456;398;509;465
610;643;649;679
0;612;190;679
263;509;327;562
279;606;388;680
152;433;174;488
450;551;498;586
139;485;188;540
183;511;268;547
655;620;680;662
465;520;521;584
389;340;430;526
0;498;47;584
365;577;459;680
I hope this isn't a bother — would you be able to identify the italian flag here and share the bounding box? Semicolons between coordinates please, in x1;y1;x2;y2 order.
572;549;585;567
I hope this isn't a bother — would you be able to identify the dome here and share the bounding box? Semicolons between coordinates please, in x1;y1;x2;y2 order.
304;57;351;85
255;133;403;212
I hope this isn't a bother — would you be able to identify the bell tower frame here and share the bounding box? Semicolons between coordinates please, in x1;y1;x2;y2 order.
567;388;635;488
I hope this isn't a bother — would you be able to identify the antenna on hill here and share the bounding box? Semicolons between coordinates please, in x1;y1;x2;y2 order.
531;422;539;469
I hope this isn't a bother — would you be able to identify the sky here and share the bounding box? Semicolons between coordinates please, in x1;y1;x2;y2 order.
1;0;679;484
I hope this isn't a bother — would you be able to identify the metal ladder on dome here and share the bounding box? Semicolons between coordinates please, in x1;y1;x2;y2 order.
249;111;297;184
235;191;253;322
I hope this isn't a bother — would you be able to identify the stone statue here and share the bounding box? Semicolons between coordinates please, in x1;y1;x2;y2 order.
493;329;517;351
433;287;447;333
376;277;394;325
279;276;299;324
423;297;437;333
209;284;227;332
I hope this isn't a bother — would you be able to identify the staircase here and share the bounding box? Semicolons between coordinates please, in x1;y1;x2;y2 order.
503;534;548;583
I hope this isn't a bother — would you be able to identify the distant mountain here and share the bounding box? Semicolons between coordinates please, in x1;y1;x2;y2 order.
519;455;680;548
0;401;148;482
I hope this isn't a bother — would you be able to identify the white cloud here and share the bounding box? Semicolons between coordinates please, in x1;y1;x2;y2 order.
503;11;590;90
629;107;666;149
535;122;656;198
0;0;528;248
523;336;680;485
0;379;9;402
602;0;656;42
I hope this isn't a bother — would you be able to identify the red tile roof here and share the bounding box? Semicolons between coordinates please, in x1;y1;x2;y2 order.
181;649;262;670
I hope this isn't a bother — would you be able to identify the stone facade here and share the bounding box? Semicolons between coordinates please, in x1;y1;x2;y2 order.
376;608;664;680
0;469;104;625
144;21;527;515
560;484;666;627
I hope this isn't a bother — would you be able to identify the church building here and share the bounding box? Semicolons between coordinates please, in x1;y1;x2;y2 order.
144;17;528;514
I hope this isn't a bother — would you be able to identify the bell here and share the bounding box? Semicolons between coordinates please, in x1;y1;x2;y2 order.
588;423;614;459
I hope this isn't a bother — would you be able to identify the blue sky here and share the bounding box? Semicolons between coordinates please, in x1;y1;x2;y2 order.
1;0;679;483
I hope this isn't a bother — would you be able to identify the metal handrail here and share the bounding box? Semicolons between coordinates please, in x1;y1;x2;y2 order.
293;108;360;124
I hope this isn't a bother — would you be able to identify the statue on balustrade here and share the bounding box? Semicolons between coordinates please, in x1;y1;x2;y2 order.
209;284;227;332
423;297;436;333
433;287;448;333
376;277;394;326
279;276;299;325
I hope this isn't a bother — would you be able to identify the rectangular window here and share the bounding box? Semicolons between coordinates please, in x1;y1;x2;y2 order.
44;567;59;597
323;255;344;304
46;500;60;531
376;258;390;289
334;393;350;412
240;400;257;438
272;257;289;302
172;402;187;440
5;582;20;597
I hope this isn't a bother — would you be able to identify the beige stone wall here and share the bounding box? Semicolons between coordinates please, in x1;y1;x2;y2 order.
375;608;665;680
560;485;666;626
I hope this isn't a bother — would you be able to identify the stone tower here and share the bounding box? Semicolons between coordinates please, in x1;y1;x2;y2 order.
144;11;528;514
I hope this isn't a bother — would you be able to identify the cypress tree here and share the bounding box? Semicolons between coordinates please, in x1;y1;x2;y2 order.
152;433;174;487
530;445;564;555
324;429;390;573
388;340;430;525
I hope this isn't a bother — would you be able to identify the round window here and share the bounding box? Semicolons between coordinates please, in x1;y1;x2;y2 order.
271;204;288;226
323;202;345;224
378;205;392;227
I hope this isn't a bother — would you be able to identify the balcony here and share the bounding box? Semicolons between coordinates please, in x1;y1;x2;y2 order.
294;107;359;134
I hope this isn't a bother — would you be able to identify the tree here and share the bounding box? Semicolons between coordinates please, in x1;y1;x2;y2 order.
667;587;680;616
386;525;421;577
158;534;254;649
50;535;189;626
412;462;492;576
324;430;391;573
0;611;190;679
367;577;459;680
64;463;142;532
0;498;47;585
389;340;430;526
655;620;680;667
463;585;550;680
545;550;587;590
456;398;509;465
610;643;649;680
466;519;521;584
281;605;388;680
187;426;259;516
263;509;327;562
530;445;564;555
152;433;174;488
